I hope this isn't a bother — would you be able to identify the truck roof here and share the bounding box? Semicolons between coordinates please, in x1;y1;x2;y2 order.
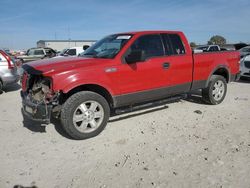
117;30;183;35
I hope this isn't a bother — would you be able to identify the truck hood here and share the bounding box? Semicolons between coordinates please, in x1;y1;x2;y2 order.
22;56;111;75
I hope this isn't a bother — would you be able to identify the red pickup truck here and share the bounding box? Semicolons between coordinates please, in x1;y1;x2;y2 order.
21;31;240;139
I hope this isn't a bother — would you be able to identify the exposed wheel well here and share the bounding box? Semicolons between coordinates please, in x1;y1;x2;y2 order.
212;68;229;82
61;84;114;108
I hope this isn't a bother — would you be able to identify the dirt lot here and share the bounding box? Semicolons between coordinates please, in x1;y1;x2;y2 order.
0;81;249;188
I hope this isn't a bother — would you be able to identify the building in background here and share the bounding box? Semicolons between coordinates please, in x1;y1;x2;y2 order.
37;39;96;52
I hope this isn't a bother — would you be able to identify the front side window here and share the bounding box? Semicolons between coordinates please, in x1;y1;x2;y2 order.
129;34;164;60
80;34;132;59
34;50;44;55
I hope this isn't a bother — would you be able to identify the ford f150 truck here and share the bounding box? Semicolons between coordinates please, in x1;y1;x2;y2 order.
21;31;240;139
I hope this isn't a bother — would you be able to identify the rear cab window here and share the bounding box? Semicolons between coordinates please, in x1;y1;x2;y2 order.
212;46;219;51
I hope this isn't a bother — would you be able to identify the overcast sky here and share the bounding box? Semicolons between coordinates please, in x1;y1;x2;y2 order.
0;0;249;49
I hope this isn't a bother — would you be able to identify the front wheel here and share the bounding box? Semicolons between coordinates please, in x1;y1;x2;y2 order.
61;91;110;140
202;75;227;105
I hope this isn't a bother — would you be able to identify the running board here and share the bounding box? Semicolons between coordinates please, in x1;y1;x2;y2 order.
115;94;187;115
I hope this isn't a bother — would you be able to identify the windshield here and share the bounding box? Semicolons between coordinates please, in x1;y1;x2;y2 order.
27;49;35;56
80;34;133;58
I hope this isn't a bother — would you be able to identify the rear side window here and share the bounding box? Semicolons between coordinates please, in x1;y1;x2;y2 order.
161;34;185;55
130;34;164;59
169;34;185;55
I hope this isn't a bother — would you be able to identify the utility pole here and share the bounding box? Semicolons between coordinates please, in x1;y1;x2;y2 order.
68;26;71;47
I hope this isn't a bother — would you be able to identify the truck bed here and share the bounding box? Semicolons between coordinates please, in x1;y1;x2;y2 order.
191;51;240;90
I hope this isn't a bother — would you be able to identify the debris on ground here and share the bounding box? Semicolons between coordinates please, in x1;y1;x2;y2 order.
194;110;202;114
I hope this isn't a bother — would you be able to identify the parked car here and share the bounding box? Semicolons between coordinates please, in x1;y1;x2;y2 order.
194;45;221;53
57;48;69;56
240;55;250;79
0;50;20;91
21;30;240;139
54;47;84;58
58;47;84;57
239;46;250;59
3;50;23;67
17;47;56;63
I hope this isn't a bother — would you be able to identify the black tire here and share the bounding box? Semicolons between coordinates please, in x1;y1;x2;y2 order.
0;80;3;93
202;75;227;105
60;91;110;140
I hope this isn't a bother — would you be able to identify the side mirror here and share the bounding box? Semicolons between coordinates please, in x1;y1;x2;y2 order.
125;49;144;64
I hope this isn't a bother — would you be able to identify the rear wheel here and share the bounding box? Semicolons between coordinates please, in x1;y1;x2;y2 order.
202;75;227;105
61;91;110;140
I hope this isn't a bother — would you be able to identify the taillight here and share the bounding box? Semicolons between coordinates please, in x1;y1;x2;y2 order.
0;51;14;69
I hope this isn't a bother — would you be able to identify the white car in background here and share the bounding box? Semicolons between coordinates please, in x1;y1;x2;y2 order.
56;47;88;58
239;46;250;59
240;55;250;79
65;47;84;56
194;45;221;53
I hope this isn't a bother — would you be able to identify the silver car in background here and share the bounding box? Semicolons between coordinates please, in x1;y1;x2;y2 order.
0;50;20;91
240;55;250;79
239;46;250;59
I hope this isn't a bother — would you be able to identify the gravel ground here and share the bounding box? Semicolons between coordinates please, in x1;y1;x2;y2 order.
0;81;250;188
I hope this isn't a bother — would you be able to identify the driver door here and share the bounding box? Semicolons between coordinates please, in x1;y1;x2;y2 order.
116;34;170;106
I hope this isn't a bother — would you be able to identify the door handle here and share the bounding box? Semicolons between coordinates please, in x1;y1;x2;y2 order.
162;62;170;69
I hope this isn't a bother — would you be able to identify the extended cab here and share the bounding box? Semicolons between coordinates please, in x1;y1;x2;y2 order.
21;31;240;139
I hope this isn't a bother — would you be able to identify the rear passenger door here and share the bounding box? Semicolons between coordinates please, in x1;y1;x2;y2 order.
160;33;193;92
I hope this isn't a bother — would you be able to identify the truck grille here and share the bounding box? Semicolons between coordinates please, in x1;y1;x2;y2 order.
244;61;250;69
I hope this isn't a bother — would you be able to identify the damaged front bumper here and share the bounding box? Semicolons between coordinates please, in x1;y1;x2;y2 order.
21;91;52;124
